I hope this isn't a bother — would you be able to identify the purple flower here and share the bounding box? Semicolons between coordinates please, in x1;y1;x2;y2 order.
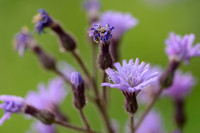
101;58;158;93
136;111;165;133
31;121;56;133
70;72;86;109
165;32;200;64
13;27;33;56
163;70;195;100
26;78;67;111
98;11;138;40
89;24;114;44
33;9;53;34
0;95;26;125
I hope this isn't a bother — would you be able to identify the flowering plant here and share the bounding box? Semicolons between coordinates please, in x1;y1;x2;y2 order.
1;0;200;133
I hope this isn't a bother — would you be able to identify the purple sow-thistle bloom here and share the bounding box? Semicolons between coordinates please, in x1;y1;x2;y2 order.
13;27;34;56
165;32;200;64
102;58;159;114
26;78;68;122
89;24;114;44
70;72;86;109
33;9;54;34
0;95;26;125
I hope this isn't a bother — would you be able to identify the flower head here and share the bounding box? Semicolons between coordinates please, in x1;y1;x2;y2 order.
98;11;138;40
101;58;158;93
26;78;67;111
89;24;114;44
31;121;56;133
163;70;195;100
0;95;26;125
33;9;53;34
165;32;200;64
136;111;165;133
70;72;86;109
13;27;33;56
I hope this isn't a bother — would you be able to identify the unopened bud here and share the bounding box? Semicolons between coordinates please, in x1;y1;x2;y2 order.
50;23;76;51
70;72;86;109
25;105;55;125
159;59;180;88
32;45;56;71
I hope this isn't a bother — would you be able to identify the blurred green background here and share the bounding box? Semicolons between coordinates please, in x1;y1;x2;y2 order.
0;0;200;132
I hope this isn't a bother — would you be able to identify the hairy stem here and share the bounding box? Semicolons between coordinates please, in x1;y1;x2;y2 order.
102;72;108;106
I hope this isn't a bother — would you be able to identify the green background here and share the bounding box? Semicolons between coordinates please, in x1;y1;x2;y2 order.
0;0;200;132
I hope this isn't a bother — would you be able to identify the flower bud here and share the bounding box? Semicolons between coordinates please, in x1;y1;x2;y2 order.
32;45;56;71
159;59;180;88
25;105;55;125
70;72;86;109
50;23;76;51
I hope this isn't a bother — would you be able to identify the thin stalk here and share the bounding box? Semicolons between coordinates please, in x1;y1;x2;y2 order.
72;50;99;97
91;44;98;82
54;120;98;133
79;109;92;133
102;72;108;106
130;115;135;133
135;87;163;130
95;100;114;133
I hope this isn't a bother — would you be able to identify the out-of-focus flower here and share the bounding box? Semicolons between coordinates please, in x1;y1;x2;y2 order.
0;95;26;125
136;111;165;133
89;24;114;44
163;70;195;100
83;0;101;22
98;11;138;40
33;9;53;34
70;72;86;109
26;78;68;121
31;121;57;133
165;32;200;64
13;27;33;56
102;58;158;93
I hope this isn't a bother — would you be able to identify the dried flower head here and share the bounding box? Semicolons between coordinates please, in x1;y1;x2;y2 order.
33;9;53;34
98;11;138;40
165;32;200;64
13;27;33;56
89;24;114;44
